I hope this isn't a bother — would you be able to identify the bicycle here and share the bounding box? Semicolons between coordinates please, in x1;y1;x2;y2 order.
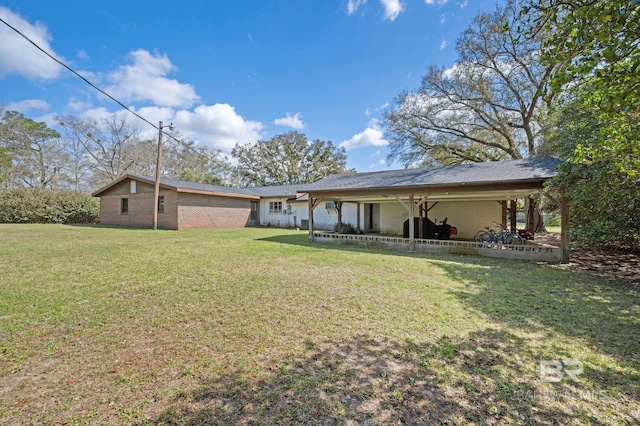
474;223;523;245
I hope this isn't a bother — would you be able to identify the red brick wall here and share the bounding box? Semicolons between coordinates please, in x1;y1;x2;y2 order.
177;192;252;230
98;179;179;229
97;178;252;230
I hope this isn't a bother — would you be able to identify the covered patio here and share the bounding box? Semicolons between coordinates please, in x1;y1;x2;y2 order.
302;157;569;263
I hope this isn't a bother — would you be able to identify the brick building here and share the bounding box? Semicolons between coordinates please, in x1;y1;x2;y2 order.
92;175;260;230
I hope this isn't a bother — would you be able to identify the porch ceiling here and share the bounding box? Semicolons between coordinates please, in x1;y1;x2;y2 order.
312;189;536;203
307;184;542;203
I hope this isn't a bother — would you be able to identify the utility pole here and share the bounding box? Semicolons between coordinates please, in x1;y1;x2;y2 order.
152;121;164;230
152;121;174;230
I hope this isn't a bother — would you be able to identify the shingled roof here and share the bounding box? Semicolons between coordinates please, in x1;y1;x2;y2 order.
93;175;314;199
92;174;259;199
247;183;310;198
93;157;563;200
301;157;563;193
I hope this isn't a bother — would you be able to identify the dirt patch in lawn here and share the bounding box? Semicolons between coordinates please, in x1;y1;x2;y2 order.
536;234;640;284
142;333;590;425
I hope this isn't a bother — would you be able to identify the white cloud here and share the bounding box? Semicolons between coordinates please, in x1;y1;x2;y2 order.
76;107;115;123
61;102;263;155
0;7;63;80
459;1;469;8
368;159;388;169
366;102;390;117
173;104;264;153
439;40;449;50
76;49;90;61
347;0;368;15
380;0;403;21
6;99;49;113
346;0;404;21
105;49;199;108
425;0;450;5
67;99;93;113
442;63;460;79
440;14;447;24
340;119;388;151
128;106;177;140
274;112;305;129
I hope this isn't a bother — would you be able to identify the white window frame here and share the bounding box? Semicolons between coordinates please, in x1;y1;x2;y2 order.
269;201;283;214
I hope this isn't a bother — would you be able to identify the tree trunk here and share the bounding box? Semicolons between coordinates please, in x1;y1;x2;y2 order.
524;197;546;233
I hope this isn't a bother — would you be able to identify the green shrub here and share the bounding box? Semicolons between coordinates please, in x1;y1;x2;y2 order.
334;222;360;234
544;212;561;227
0;187;99;224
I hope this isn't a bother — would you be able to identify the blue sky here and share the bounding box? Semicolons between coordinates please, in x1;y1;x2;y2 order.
1;0;495;172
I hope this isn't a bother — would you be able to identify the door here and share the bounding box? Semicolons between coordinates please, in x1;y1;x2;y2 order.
364;203;380;232
250;201;259;225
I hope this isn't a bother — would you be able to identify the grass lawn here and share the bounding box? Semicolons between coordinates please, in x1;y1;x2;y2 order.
0;225;638;425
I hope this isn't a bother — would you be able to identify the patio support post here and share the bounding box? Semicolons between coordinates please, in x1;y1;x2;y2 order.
408;193;415;252
509;200;517;232
418;203;424;240
308;197;314;241
561;191;570;263
356;202;361;233
501;201;507;226
336;201;343;233
309;197;320;241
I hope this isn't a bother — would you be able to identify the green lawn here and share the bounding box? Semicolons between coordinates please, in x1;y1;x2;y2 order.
0;225;638;425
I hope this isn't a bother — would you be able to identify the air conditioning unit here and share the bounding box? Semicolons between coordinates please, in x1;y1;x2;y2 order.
282;209;287;214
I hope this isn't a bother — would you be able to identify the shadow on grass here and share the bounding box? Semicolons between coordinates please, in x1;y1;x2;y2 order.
250;233;640;423
260;234;639;364
435;260;640;411
256;233;443;258
142;332;607;425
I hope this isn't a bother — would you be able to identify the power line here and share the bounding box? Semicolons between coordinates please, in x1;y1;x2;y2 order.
0;17;159;130
0;16;214;161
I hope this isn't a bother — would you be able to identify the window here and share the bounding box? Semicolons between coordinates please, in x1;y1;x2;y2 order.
130;180;137;194
269;201;282;214
121;198;128;214
157;196;165;213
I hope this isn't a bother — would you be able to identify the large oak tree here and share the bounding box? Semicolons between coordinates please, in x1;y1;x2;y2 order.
232;131;351;186
384;0;558;167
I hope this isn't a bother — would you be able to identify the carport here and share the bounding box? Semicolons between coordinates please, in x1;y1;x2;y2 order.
302;157;569;263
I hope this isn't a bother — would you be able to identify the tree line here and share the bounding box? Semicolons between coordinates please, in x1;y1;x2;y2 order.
0;108;350;191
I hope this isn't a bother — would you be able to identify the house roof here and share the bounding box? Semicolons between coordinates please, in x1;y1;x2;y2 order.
93;157;563;202
298;157;563;203
302;157;562;193
92;175;314;200
247;183;311;198
91;174;260;199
